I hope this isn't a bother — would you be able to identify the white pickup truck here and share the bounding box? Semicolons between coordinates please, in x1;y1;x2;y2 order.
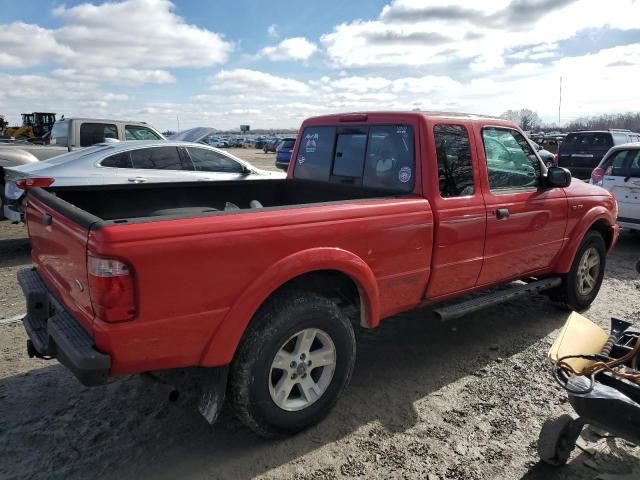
0;117;164;219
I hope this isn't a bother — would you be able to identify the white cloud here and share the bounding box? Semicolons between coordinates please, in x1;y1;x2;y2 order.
260;37;318;61
210;69;311;94
321;0;640;70
0;22;74;67
53;68;175;85
0;0;232;82
267;23;278;38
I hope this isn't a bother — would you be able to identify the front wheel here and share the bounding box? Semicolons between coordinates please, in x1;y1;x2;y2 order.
228;292;356;438
551;230;606;310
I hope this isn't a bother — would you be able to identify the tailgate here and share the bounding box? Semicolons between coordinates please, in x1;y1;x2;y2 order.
25;192;95;333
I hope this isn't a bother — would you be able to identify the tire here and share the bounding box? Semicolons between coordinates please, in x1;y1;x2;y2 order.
537;414;576;466
228;291;356;438
551;230;606;311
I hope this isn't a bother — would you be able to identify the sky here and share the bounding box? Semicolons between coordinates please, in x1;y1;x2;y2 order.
1;0;639;132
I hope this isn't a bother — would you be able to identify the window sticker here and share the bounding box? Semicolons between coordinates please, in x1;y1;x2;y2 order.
297;154;306;165
399;166;412;183
305;133;319;153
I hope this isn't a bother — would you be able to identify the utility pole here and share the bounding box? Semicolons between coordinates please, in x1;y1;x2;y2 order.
558;76;562;126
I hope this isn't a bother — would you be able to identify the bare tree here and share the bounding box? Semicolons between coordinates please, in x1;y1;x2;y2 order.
500;109;542;131
565;112;640;132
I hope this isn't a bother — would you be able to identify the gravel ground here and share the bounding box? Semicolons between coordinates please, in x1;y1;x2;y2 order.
1;155;639;479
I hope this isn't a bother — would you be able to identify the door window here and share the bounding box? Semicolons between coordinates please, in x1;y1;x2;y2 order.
125;125;162;140
482;127;541;191
186;147;244;173
130;147;188;170
434;124;474;197
101;151;133;168
79;123;118;147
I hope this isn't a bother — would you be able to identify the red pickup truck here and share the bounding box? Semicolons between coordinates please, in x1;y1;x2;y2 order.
18;111;618;437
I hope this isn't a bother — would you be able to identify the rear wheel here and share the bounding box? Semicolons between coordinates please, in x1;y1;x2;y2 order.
229;291;356;438
551;230;606;310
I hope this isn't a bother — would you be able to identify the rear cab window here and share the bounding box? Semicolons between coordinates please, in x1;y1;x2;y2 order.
50;122;69;146
293;124;415;192
563;133;613;148
80;123;118;147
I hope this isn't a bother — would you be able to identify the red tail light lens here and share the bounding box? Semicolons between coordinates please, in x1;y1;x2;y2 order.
591;167;605;186
87;254;136;322
15;177;55;189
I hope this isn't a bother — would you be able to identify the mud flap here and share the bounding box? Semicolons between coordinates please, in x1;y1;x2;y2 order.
198;366;229;424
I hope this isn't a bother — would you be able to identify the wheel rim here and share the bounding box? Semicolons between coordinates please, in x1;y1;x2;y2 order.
576;247;600;296
268;328;336;412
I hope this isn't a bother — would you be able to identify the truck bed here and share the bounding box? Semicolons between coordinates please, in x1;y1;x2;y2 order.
35;178;409;225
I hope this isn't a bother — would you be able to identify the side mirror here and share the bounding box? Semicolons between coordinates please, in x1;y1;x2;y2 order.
546;166;572;188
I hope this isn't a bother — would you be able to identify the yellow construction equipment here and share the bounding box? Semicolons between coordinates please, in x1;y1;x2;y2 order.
3;112;56;140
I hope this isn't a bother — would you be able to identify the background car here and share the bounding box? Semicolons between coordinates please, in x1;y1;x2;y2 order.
3;140;284;222
590;142;640;231
263;138;279;153
558;129;640;179
275;137;296;170
531;142;555;166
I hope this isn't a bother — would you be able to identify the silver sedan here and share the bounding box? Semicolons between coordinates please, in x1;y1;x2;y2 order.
3;140;283;222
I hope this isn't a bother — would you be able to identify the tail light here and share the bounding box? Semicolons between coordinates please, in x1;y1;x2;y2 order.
15;177;55;189
87;254;136;322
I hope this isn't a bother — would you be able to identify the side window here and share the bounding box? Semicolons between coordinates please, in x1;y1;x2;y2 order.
434;124;474;197
483;127;541;191
125;125;161;140
101;151;132;168
130;147;187;170
187;147;244;173
332;132;367;177
79;123;117;147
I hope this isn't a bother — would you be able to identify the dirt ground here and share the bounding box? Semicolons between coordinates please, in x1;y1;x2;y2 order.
1;154;639;479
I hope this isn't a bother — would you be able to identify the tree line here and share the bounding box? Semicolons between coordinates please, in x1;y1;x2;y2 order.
500;109;640;132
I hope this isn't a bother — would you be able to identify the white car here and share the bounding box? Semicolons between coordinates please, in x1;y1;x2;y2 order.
591;142;640;231
3;138;283;222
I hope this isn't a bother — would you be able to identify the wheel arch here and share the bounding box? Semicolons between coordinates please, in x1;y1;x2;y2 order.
555;208;615;273
199;247;380;366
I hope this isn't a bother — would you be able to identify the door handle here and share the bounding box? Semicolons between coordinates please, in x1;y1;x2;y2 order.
128;177;147;183
495;208;510;219
42;213;52;226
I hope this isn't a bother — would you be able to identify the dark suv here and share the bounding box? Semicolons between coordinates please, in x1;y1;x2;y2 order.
557;129;640;179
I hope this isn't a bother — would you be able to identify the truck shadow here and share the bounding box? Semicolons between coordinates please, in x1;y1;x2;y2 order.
0;295;569;480
0;236;31;268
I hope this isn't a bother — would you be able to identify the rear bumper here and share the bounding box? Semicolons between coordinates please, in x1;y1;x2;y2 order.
618;217;640;232
17;268;110;386
275;161;290;170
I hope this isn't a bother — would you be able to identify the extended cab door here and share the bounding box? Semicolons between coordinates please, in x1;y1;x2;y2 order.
425;123;487;299
476;126;567;286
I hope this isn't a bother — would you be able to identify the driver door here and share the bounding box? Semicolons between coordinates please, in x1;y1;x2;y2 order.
476;126;567;286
